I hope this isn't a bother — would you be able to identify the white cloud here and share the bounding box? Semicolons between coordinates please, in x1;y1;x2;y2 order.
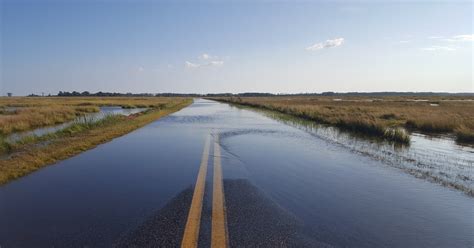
185;60;224;68
450;34;474;42
421;46;456;51
200;53;211;60
306;38;344;51
209;60;224;66
399;40;411;43
421;34;472;51
137;66;145;72
185;61;200;68
429;34;473;42
186;53;225;68
185;53;227;68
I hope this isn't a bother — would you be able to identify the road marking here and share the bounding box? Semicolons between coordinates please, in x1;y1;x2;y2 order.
211;133;228;248
181;134;211;248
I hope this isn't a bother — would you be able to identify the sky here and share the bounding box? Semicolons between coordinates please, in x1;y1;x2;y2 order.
0;0;472;95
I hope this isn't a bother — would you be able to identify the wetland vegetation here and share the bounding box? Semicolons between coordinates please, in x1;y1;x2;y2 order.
212;96;474;145
0;97;192;184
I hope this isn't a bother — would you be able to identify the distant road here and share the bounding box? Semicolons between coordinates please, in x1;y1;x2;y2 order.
0;99;472;247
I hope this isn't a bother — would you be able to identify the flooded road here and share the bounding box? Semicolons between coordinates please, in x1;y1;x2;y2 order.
0;99;472;247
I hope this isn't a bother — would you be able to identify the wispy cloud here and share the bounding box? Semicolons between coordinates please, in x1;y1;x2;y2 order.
306;38;344;51
208;60;224;66
185;61;200;68
420;34;472;51
421;46;456;52
137;66;145;72
428;34;473;42
399;40;411;43
186;53;224;68
199;53;212;60
445;34;474;42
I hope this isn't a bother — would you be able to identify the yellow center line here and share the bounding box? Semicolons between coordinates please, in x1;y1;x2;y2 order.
211;133;229;248
181;134;211;248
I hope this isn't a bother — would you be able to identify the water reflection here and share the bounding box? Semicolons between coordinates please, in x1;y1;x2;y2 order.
6;106;148;142
0;99;472;247
238;106;474;196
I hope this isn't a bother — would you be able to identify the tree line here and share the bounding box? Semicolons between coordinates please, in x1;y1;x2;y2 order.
23;91;474;97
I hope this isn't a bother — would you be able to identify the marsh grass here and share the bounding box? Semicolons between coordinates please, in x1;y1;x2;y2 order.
0;98;192;184
455;125;474;143
3;114;124;151
0;105;99;135
213;96;473;144
60;114;123;136
0;136;12;154
0;97;178;135
383;128;411;144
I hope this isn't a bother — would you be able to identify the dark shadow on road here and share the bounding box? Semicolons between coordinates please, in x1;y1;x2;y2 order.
225;179;333;248
115;179;333;248
114;187;193;248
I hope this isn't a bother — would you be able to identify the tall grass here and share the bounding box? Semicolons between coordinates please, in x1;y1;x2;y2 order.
59;114;123;136
0;106;99;135
455;124;474;143
0;98;192;184
0;136;12;154
0;97;183;135
213;96;473;144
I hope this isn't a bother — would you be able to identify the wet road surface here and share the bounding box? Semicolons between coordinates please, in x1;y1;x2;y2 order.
0;99;473;247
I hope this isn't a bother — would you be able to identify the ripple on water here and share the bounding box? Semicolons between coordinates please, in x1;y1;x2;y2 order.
254;110;474;196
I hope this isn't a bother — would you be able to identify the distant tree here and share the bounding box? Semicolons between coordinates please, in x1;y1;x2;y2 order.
321;92;335;96
81;91;90;96
58;91;72;96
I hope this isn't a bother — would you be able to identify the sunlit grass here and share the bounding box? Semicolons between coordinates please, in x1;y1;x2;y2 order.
0;97;178;135
0;97;192;185
455;123;474;143
0;106;99;135
213;96;473;144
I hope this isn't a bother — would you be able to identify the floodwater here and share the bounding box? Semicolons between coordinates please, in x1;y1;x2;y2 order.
256;109;474;195
6;106;147;142
0;99;472;247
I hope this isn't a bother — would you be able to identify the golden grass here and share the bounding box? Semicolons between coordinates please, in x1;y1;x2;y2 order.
0;98;192;185
455;123;474;143
0;105;99;135
0;97;177;135
212;96;474;144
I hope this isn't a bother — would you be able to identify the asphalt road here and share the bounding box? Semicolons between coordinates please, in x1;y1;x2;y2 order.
0;99;472;247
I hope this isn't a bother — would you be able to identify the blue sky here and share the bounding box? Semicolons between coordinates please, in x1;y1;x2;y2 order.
1;0;472;95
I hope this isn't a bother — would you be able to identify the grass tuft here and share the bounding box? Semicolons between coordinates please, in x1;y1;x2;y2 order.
383;128;411;144
455;125;474;143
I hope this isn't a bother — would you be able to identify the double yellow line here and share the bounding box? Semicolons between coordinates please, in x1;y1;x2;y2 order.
212;134;228;247
181;133;228;248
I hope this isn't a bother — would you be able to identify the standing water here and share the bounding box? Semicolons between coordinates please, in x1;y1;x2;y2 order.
254;109;474;196
6;106;148;142
0;99;472;247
